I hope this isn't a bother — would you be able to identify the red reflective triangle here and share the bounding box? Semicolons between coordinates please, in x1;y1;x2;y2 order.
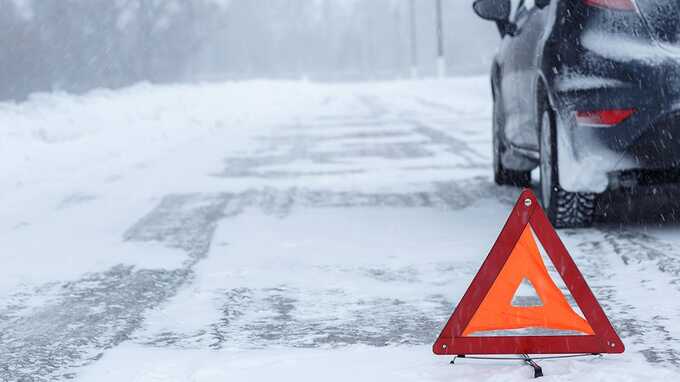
433;189;624;355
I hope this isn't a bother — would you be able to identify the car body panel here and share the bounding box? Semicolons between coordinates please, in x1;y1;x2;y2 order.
490;0;680;192
499;0;550;151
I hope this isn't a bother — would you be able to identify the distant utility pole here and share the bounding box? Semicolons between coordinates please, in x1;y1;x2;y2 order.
409;0;419;78
435;0;447;78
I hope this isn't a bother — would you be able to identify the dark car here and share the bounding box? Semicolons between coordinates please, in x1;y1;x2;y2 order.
474;0;680;227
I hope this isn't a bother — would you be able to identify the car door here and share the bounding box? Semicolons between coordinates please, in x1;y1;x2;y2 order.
504;0;550;151
499;0;526;149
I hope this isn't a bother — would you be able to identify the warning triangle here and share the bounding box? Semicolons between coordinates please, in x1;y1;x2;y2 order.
433;189;624;355
462;225;594;336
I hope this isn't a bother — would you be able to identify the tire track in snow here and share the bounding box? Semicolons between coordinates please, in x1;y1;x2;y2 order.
0;86;500;378
410;122;488;169
0;182;517;380
129;183;517;350
353;94;489;169
214;179;516;218
143;286;459;349
569;228;680;368
218;120;489;179
0;194;230;381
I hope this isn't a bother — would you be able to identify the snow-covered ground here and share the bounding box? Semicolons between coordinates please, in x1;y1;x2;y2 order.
1;78;680;381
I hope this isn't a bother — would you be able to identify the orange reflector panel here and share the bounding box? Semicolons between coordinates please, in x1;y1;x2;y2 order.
462;225;594;336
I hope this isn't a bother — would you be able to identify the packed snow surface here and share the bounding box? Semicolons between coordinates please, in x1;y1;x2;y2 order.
1;78;680;381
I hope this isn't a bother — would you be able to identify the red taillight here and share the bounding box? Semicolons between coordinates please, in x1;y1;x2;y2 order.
575;109;635;127
584;0;636;11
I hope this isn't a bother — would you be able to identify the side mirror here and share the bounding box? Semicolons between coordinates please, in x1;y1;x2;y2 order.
473;0;511;22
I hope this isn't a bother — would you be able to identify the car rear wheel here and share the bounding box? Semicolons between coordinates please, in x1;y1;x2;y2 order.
493;96;531;187
539;106;595;228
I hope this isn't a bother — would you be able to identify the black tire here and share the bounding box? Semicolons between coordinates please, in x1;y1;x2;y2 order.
539;103;595;228
493;95;531;187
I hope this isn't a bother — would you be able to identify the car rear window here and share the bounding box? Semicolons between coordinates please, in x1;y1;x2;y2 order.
636;0;680;44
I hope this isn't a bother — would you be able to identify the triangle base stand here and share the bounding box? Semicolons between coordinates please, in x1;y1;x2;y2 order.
521;354;543;378
449;353;602;379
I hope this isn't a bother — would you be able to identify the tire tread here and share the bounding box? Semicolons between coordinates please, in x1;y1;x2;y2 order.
551;188;595;228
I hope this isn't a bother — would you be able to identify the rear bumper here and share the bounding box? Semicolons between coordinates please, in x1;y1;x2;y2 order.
550;51;680;192
626;112;680;168
555;102;680;193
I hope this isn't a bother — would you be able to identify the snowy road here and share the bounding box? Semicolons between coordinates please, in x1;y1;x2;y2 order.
2;78;680;381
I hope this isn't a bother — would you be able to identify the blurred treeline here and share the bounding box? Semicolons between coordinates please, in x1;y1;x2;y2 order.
0;0;496;101
1;0;223;100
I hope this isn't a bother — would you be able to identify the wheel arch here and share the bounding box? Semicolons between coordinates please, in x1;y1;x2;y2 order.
535;72;559;137
535;72;556;112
